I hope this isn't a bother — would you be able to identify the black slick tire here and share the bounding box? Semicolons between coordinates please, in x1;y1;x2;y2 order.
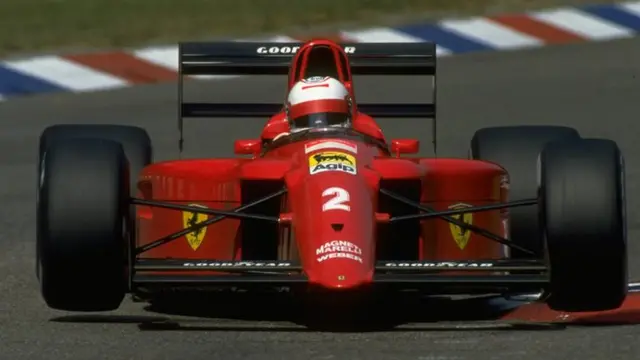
540;138;627;312
470;126;581;258
37;124;152;282
38;124;152;192
37;139;129;311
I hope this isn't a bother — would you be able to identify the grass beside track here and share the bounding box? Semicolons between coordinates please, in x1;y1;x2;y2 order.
2;0;616;57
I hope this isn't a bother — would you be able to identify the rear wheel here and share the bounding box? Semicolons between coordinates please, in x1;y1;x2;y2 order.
37;139;130;311
38;124;152;192
540;138;627;312
470;126;581;258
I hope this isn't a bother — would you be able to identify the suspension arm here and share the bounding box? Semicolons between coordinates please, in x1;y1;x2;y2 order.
380;189;537;256
133;188;287;255
389;198;537;222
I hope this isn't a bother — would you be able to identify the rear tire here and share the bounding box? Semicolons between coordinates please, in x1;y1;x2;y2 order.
37;139;130;311
540;138;627;312
470;126;581;258
38;124;152;192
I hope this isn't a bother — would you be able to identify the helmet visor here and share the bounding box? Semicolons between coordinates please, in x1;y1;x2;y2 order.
292;112;349;129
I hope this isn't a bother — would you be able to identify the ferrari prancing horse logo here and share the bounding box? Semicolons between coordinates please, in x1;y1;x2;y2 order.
448;203;473;250
182;204;209;251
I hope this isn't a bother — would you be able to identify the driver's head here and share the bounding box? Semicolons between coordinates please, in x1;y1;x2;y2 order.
285;76;352;133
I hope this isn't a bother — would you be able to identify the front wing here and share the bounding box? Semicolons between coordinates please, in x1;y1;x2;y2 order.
130;186;547;296
132;259;548;294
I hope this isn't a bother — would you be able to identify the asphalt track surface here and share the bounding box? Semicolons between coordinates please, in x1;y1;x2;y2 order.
2;38;640;359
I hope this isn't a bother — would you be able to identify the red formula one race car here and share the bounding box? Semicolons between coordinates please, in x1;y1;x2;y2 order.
36;39;628;320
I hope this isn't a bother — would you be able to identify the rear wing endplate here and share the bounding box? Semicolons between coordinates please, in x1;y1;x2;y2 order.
178;41;438;154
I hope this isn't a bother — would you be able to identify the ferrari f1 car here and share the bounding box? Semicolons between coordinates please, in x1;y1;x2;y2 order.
36;39;628;315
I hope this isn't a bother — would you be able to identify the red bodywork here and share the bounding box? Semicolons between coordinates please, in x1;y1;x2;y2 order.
134;39;509;293
136;143;508;292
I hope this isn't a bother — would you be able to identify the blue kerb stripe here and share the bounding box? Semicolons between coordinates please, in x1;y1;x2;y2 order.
394;23;491;53
0;65;65;96
581;5;640;31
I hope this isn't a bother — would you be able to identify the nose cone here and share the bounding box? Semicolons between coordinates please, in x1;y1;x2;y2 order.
313;239;370;289
286;169;375;290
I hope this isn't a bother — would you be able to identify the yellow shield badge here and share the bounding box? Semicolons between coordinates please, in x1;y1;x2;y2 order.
448;203;473;250
182;204;209;250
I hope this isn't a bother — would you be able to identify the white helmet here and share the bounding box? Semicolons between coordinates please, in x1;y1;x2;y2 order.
285;76;353;132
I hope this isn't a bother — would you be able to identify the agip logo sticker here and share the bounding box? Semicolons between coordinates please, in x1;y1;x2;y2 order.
308;151;356;175
448;203;473;250
182;204;209;251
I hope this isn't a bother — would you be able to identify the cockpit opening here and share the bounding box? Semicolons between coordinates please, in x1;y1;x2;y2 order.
292;45;350;83
305;46;339;79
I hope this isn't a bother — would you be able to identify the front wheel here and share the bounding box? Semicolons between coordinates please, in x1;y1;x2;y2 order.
540;138;627;312
37;138;130;311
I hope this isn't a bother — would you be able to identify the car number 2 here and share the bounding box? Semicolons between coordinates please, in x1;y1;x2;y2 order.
322;187;350;212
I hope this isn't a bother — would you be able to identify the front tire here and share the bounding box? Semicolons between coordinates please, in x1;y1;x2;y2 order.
540;138;627;312
37;124;152;281
37;139;130;311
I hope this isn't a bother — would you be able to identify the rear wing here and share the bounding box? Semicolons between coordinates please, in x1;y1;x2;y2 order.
178;41;438;154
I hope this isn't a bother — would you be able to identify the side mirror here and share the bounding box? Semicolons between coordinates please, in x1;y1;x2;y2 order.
391;139;420;156
234;139;261;155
